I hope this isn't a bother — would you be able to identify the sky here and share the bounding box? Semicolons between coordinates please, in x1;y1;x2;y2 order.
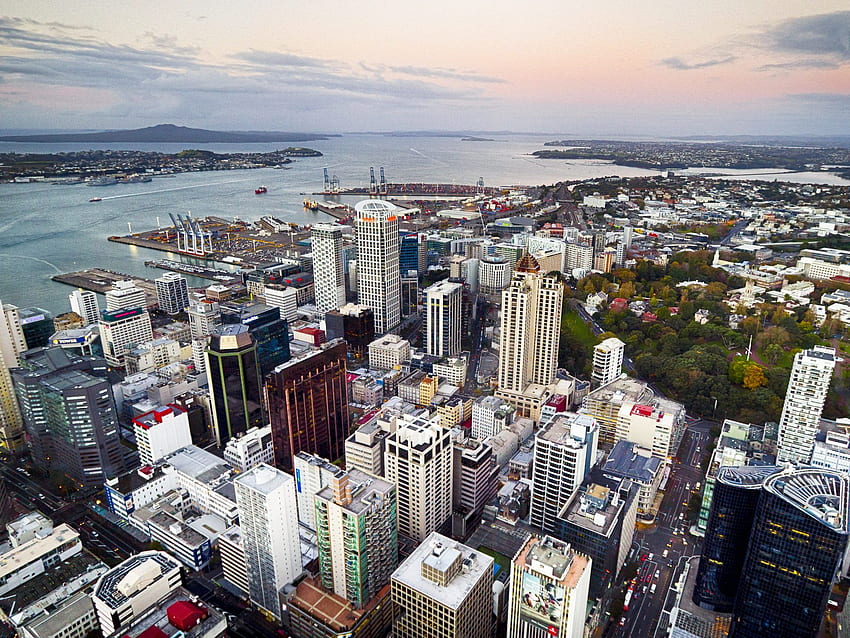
0;1;849;136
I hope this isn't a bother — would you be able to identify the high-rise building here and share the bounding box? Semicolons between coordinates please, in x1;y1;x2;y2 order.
105;280;147;311
220;303;290;378
400;274;418;317
19;307;54;349
0;301;27;366
452;434;498;538
354;200;400;334
777;346;836;464
564;242;594;272
12;347;125;486
729;468;849;638
234;464;303;619
324;303;375;358
314;467;398;608
479;256;510;296
292;451;342;531
391;532;494;638
384;413;453;542
311;224;348;314
69;289;100;326
496;255;563;395
133;405;193;466
206;325;264;448
507;535;590;638
187;301;221;340
592;337;625;387
98;307;154;368
531;412;598;533
424;280;462;358
155;272;190;315
266;340;348;472
399;233;420;275
694;465;782;612
0;301;25;453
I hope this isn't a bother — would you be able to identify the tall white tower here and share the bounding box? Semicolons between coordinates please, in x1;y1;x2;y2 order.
69;289;100;326
424;280;462;358
0;301;26;452
105;280;146;311
311;224;347;314
355;200;400;334
497;255;563;394
384;413;452;542
592;337;625;387
234;464;302;619
155;272;189;315
777;346;836;464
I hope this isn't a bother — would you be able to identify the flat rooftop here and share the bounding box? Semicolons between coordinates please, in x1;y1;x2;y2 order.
289;577;387;632
0;524;79;581
94;552;180;610
233;463;293;496
514;536;589;589
110;587;227;638
164;445;232;485
316;468;394;516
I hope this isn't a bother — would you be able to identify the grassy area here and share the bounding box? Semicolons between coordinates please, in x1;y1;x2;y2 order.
563;308;598;347
476;545;511;578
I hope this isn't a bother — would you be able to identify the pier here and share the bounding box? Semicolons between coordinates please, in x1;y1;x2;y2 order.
51;269;159;308
144;259;242;282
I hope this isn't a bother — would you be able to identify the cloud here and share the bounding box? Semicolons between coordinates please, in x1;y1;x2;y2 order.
231;49;332;69
761;11;850;61
389;65;506;84
757;59;840;71
660;56;736;70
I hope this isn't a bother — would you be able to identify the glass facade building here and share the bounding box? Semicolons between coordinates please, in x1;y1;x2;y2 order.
399;233;419;275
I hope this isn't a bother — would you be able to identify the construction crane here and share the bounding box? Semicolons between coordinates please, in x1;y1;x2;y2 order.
379;166;388;196
331;174;340;193
477;177;485;195
369;167;378;196
323;168;331;193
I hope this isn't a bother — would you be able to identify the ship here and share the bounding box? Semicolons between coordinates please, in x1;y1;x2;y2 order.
87;176;118;186
89;197;102;202
255;186;268;194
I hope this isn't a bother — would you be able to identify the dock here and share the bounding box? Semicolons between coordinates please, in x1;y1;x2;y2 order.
51;269;159;308
302;200;354;221
144;259;242;282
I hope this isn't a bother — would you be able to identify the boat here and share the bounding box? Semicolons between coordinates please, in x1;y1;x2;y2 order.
89;197;102;202
255;186;268;194
87;176;118;187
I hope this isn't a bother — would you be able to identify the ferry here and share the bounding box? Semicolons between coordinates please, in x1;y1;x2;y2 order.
255;186;268;195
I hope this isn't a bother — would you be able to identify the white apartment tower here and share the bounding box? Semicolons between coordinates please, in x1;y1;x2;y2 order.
155;272;190;315
355;200;401;334
234;464;302;619
105;280;147;311
384;413;453;542
99;308;154;368
592;337;625;387
68;289;100;326
311;223;347;314
187;301;221;339
132;405;192;466
777;346;837;464
424;280;463;358
0;300;26;452
497;255;563;394
531;412;598;533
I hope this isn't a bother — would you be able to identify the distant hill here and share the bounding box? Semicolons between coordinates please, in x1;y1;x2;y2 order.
0;123;334;143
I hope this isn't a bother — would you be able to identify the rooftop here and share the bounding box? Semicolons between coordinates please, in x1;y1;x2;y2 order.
233;463;293;496
110;587;227;638
164;445;233;485
765;468;850;533
93;551;180;610
391;532;492;610
603;440;662;483
716;464;781;489
0;524;80;581
288;576;389;632
315;468;394;515
514;535;589;589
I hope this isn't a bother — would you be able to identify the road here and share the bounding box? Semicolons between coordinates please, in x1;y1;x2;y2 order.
719;218;749;246
604;421;714;637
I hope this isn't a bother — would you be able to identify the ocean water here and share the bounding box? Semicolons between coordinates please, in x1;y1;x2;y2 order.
0;133;847;313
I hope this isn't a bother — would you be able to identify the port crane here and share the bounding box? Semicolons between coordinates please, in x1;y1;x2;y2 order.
369;167;378;197
379;167;388;196
323;168;339;194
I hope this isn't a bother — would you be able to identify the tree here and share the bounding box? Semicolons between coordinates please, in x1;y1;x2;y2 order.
764;343;784;364
739;316;760;336
760;326;790;348
743;364;768;390
618;281;636;299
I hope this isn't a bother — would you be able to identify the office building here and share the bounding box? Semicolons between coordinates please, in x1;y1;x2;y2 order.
206;325;264;448
220;303;290;378
531;412;598;533
315;468;398;607
263;285;299;322
452;434;499;538
730;468;849;638
424;280;463;358
234;464;302;619
266;340;349;472
368;334;410;370
13;347;125;486
0;302;28;451
187;301;221;340
133;405;193;466
19;308;54;349
324;303;375;358
497;255;563;397
155;272;190;315
400;233;420;275
384;413;453;542
223;425;274;471
592;337;625;387
471;396;515;441
694;465;782;613
391;532;494;638
293;452;342;531
355;200;401;334
601;440;663;516
479;256;511;295
98;588;227;638
0;523;82;597
345;420;391;477
507;535;591;638
777;346;836;464
105;280;147;311
312;224;348;313
91;551;182;636
99;307;154;368
69;289;100;326
400;274;418;317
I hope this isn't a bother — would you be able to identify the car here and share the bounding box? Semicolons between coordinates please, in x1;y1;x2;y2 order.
655;570;660;578
647;553;654;561
37;493;45;499
662;549;669;558
91;531;99;537
683;539;688;546
640;553;647;562
619;617;626;626
644;573;652;582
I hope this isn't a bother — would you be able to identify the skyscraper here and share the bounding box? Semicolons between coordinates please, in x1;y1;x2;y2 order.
531;412;598;533
424;280;462;358
155;272;190;315
399;233;420;275
391;532;494;638
777;346;836;464
105;280;146;311
592;337;625;387
13;347;125;486
354;200;400;334
19;307;54;349
234;464;303;619
496;255;563;397
0;300;25;452
220;303;290;378
69;289;100;326
384;413;452;542
507;535;591;638
187;300;221;339
311;223;347;314
314;468;398;608
730;468;849;638
324;303;375;358
98;307;154;368
206;325;264;447
266;340;349;472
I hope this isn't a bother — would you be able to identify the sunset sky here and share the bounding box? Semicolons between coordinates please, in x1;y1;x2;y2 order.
1;1;848;135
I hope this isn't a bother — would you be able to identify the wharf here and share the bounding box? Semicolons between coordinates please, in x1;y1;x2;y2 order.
144;259;241;282
302;200;354;221
51;269;158;308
